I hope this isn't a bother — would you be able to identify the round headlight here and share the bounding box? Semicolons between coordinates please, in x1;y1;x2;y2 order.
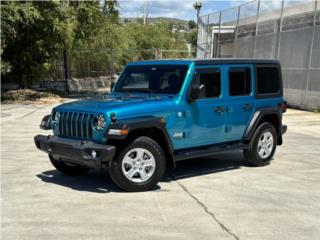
54;112;61;123
94;115;106;130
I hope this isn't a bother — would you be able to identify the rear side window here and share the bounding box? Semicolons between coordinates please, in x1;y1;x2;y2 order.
256;67;280;94
229;67;251;96
194;69;221;99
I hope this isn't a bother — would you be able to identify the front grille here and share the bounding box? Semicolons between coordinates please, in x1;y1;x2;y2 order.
58;112;94;139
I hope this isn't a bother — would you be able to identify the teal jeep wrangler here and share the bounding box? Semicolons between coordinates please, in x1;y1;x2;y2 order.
35;59;287;192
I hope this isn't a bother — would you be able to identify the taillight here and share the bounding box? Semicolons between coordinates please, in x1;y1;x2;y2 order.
279;101;287;113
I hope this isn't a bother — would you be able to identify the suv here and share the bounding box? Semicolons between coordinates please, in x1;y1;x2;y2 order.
35;59;287;192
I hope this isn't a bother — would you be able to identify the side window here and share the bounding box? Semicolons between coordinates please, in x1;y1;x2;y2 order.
229;67;251;96
256;67;280;94
194;69;221;99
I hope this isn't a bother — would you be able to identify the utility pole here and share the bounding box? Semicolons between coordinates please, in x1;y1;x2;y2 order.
137;1;149;25
193;1;202;31
142;1;149;25
193;1;202;58
63;49;69;93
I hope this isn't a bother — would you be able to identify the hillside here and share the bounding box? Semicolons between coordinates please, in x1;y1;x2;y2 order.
120;17;192;30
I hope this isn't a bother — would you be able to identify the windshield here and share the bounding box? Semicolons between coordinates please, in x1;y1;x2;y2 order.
114;65;189;94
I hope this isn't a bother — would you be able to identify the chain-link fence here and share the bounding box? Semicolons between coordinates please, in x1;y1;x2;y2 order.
33;48;195;93
197;0;320;110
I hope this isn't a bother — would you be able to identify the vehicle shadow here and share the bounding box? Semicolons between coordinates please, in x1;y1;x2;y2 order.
164;150;246;182
36;170;121;193
36;151;247;193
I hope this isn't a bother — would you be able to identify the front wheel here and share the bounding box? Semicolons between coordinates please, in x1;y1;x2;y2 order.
244;122;277;166
108;136;166;192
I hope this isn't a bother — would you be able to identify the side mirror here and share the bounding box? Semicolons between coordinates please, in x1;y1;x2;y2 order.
188;84;204;102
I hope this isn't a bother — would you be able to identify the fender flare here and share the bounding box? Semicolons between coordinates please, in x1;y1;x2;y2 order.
106;116;174;154
40;114;52;130
243;107;282;142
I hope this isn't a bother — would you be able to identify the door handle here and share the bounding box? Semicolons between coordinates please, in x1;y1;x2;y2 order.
214;106;225;114
242;103;252;111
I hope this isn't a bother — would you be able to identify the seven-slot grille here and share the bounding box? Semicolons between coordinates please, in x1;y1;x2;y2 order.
57;112;94;139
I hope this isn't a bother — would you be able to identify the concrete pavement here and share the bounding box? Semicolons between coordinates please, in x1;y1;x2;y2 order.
1;104;320;240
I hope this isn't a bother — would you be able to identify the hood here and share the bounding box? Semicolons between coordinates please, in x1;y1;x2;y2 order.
54;95;177;119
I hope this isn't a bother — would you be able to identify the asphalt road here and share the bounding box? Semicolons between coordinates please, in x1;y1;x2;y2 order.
1;103;320;240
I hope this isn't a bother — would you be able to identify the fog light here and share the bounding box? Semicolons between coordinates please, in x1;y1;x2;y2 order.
91;150;97;158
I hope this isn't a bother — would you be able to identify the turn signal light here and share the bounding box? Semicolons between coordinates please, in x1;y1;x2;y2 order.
108;129;129;136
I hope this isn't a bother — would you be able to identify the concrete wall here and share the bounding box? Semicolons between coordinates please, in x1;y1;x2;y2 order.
35;76;113;92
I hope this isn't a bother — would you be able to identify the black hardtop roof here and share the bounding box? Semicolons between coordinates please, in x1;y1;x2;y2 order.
194;58;280;65
130;58;280;66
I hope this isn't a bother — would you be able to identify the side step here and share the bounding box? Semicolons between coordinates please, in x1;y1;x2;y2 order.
173;142;248;162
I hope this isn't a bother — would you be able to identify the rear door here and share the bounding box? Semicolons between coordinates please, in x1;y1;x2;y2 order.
225;64;255;141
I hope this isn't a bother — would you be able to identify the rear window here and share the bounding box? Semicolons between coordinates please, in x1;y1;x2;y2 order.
229;67;251;96
256;67;280;94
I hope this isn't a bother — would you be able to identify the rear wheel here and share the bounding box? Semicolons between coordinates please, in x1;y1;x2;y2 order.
108;136;166;192
244;122;277;166
49;155;89;175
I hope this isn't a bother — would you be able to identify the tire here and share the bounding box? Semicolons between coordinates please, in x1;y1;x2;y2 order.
108;136;166;192
244;122;277;167
49;155;89;175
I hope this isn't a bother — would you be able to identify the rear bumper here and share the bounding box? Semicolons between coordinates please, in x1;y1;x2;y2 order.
34;135;116;169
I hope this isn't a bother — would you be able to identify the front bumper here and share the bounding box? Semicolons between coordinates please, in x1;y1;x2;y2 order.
34;135;116;169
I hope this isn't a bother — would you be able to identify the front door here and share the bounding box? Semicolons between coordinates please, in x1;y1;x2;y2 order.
225;65;255;140
184;66;226;148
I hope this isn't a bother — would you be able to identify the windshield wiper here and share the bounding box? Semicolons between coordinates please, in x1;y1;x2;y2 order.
114;89;131;99
115;88;160;100
136;88;160;100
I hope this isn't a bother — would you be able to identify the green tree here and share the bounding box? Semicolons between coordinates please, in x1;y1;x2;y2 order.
188;20;196;29
1;0;195;88
102;0;119;23
1;1;62;87
122;21;187;50
1;0;119;87
186;30;198;48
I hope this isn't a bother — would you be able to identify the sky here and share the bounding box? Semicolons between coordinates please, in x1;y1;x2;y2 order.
118;0;249;21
